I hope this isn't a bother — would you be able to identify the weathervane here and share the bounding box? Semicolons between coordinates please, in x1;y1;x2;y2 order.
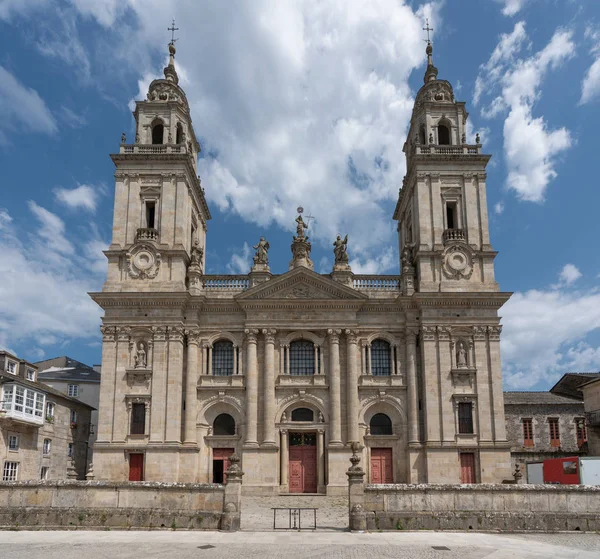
423;18;433;44
168;19;179;45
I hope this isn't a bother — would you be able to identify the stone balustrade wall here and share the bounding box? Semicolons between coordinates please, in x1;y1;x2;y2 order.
360;484;600;532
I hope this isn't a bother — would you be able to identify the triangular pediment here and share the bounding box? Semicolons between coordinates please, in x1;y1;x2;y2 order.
236;267;367;301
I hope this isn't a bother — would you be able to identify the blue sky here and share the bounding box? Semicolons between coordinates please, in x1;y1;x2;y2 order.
0;0;599;390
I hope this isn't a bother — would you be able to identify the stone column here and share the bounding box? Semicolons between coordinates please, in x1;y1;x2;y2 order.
345;330;360;444
262;329;277;445
280;429;288;488
317;428;325;492
406;329;419;444
328;329;342;445
207;346;213;376
244;329;259;446
184;329;200;444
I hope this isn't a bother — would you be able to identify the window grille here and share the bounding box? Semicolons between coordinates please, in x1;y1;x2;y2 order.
3;461;18;481
522;418;534;447
212;341;234;376
370;413;393;435
371;339;391;376
549;418;560;447
130;403;146;435
289;341;315;376
458;402;474;434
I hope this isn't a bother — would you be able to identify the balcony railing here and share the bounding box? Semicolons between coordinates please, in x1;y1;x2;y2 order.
442;228;466;244
136;228;159;242
119;143;188;155
412;143;481;156
202;276;250;290
352;276;400;290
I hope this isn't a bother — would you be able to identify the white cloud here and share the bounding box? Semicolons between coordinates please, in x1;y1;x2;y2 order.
580;28;600;105
0;0;48;20
558;263;582;286
494;201;504;215
475;23;575;202
350;246;396;275
501;266;600;389
59;106;88;128
54;184;100;212
227;242;253;275
496;0;529;17
0;205;105;352
0;66;57;141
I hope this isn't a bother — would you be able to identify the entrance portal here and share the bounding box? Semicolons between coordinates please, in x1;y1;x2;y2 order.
128;453;144;481
213;448;234;484
460;452;476;484
370;448;393;484
289;433;317;493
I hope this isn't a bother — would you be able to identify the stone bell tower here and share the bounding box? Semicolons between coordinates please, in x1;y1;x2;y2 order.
394;40;498;293
103;40;210;293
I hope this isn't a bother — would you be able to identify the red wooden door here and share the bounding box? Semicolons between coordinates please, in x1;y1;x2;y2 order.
460;453;476;484
213;448;234;483
370;448;393;484
289;446;317;493
128;453;144;481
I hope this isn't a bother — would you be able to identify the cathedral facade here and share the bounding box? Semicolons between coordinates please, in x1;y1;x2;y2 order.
91;40;512;494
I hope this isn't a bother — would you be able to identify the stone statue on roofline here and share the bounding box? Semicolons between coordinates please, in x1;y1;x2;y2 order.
333;234;349;264
188;239;204;273
253;237;270;266
295;214;308;240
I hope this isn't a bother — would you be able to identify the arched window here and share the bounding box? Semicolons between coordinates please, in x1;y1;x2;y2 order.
370;413;393;435
419;124;426;145
289;340;315;376
176;122;184;144
152;122;164;144
212;341;234;376
438;123;450;145
291;408;314;422
371;339;391;376
213;413;235;436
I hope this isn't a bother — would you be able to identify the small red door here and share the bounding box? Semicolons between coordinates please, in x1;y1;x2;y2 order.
289;443;317;493
460;453;476;484
370;448;393;484
213;448;234;484
128;453;144;481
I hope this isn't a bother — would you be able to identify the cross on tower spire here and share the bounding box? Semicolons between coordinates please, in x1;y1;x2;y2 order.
168;19;179;45
423;18;433;44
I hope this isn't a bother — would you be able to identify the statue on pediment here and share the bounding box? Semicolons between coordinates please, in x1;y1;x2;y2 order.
253;237;270;266
295;214;308;240
333;234;349;264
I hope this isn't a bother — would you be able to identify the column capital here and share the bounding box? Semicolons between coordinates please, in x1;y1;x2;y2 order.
345;329;359;344
327;329;342;343
152;326;168;341
473;325;487;341
168;326;185;342
488;325;502;341
116;326;131;342
437;326;451;341
405;327;419;343
420;326;436;342
244;328;259;343
100;325;116;342
262;328;277;344
185;329;201;345
317;428;325;435
280;428;288;435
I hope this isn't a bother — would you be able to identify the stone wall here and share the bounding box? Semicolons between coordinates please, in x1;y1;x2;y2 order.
360;484;600;532
0;480;229;531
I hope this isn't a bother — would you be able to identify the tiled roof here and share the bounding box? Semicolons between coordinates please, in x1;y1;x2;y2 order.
549;372;600;400
503;391;585;406
35;356;101;383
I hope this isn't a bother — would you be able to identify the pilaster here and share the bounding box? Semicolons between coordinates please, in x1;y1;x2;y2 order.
184;329;200;445
328;329;342;446
345;329;360;444
244;329;259;447
165;326;184;442
262;328;277;446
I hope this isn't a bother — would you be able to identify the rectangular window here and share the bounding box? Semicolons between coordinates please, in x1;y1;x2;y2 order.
6;361;16;374
14;386;24;412
130;403;146;435
8;435;19;451
3;461;18;481
576;418;587;448
2;385;13;411
68;384;79;398
458;402;474;434
68;443;73;458
40;466;49;480
26;368;35;381
70;410;78;426
522;418;534;447
446;203;456;229
549;418;560;447
46;401;55;421
43;438;51;455
146;201;156;229
25;390;34;415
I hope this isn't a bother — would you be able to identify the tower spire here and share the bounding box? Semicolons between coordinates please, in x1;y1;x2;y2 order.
164;19;179;84
422;18;438;84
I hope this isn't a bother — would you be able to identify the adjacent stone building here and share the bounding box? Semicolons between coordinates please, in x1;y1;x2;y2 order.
504;391;587;473
36;356;101;464
581;378;600;456
91;40;512;493
0;351;93;481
